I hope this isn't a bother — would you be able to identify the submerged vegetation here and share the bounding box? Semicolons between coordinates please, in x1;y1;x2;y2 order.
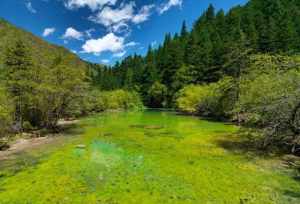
1;111;300;203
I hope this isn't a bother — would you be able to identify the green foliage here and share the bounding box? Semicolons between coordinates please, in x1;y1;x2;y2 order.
176;77;236;118
0;19;86;74
101;90;144;111
84;89;144;113
3;40;87;130
4;39;34;130
0;85;12;137
236;54;300;148
146;82;168;108
176;84;211;114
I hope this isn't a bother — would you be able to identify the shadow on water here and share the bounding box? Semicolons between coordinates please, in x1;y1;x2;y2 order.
40;122;85;137
284;190;300;199
214;128;287;158
60;123;85;136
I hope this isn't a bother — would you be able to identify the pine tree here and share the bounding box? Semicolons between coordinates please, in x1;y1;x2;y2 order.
4;39;34;131
180;21;188;39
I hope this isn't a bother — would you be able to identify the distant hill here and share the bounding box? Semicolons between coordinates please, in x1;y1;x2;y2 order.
0;18;87;71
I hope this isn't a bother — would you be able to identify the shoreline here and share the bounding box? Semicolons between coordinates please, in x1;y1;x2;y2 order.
0;119;79;161
0;136;57;161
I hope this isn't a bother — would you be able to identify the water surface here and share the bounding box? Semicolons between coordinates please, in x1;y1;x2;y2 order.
0;111;299;204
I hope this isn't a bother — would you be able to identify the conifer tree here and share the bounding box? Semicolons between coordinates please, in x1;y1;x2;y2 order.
4;39;34;131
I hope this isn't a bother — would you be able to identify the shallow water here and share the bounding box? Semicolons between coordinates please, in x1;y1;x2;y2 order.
0;111;299;204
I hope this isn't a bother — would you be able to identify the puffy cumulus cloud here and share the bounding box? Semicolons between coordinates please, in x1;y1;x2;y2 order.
25;1;37;13
42;27;56;37
82;33;125;54
158;0;182;14
64;0;117;11
89;2;154;33
62;27;83;40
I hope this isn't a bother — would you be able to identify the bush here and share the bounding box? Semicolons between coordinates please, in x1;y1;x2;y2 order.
103;90;144;110
176;84;210;114
81;89;144;114
176;77;236;118
236;54;300;150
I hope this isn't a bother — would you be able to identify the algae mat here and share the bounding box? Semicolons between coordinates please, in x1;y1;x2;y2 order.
0;111;299;204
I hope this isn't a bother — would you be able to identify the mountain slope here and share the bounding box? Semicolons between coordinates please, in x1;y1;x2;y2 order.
0;19;86;71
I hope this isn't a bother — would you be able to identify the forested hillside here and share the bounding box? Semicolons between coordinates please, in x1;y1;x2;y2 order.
0;19;86;71
91;0;300;107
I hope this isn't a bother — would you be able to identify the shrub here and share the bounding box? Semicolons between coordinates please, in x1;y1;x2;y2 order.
236;54;300;150
176;84;210;114
176;77;236;118
81;89;144;114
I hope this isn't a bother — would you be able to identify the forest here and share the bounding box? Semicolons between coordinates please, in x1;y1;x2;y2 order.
0;0;300;153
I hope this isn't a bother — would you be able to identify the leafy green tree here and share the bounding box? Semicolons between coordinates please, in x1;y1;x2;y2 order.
147;82;168;108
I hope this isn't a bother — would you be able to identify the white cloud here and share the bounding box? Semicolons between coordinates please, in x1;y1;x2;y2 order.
158;0;182;14
89;2;154;33
71;49;77;54
113;51;126;58
132;4;154;24
125;41;138;47
101;59;110;64
85;28;95;38
82;33;125;54
62;27;83;40
112;22;130;33
89;2;134;27
64;0;117;11
25;1;37;13
42;28;56;37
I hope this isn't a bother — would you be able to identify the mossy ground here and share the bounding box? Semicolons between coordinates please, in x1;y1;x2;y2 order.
0;111;299;204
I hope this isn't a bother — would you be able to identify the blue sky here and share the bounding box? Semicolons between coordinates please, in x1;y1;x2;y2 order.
0;0;248;65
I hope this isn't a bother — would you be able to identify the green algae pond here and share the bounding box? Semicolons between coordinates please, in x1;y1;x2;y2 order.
0;111;300;204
